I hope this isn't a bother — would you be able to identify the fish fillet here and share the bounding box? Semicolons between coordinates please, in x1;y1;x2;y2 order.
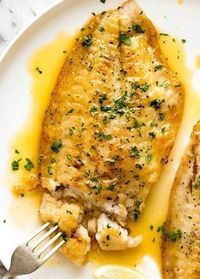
39;0;183;265
162;122;200;279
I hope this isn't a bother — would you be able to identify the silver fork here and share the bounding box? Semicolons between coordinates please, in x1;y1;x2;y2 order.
3;222;65;278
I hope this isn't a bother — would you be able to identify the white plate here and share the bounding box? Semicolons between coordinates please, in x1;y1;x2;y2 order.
1;0;200;278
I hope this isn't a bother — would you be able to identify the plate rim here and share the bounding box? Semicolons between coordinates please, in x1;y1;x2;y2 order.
0;0;63;64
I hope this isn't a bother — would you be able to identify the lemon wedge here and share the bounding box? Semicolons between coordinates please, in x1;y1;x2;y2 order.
94;265;147;279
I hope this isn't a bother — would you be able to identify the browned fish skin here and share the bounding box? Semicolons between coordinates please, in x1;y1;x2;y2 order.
39;0;184;265
162;122;200;279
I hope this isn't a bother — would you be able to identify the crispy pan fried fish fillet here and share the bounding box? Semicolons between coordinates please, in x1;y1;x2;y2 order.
39;0;183;265
162;122;200;279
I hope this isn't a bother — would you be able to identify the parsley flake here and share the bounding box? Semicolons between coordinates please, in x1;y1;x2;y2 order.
11;159;21;171
150;99;165;110
119;33;131;46
132;24;145;33
155;65;163;71
24;158;34;171
51;140;63;153
193;176;200;189
130;146;140;158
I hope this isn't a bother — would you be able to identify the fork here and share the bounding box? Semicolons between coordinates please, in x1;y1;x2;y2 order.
3;222;66;278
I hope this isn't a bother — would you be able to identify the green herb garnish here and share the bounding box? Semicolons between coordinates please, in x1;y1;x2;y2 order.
24;158;34;171
150;99;165;110
119;33;131;46
51;140;63;153
47;166;53;175
164;229;182;242
145;154;153;164
96;132;112;141
11;159;21;171
130;146;140;158
193;176;200;189
132;24;145;33
155;65;163;71
140;83;149;92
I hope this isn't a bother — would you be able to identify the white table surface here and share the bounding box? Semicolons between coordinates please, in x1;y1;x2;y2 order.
0;0;58;55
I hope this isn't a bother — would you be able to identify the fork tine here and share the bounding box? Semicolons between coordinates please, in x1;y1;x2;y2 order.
29;224;59;250
34;231;63;257
39;239;66;264
26;222;51;245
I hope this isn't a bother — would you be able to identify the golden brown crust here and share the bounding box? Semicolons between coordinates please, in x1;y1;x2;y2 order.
162;121;200;279
39;0;184;265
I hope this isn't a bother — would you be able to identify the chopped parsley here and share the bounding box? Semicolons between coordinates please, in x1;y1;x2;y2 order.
132;82;140;91
82;34;93;47
66;210;72;214
24;158;34;171
130;146;140;158
100;0;106;3
119;33;131;46
159;112;165;121
91;184;102;195
132;82;149;92
106;155;119;165
132;200;142;222
69;127;75;136
193;176;200;189
155;65;163;71
15;149;20;154
107;182;116;191
161;127;166;134
47;166;53;175
163;228;182;242
132;24;145;33
113;94;127;114
51;140;63;153
96;132;112;141
67;154;73;161
159;33;169;36
89;105;98;115
161;82;169;88
150;99;165;110
140;83;149;92
145;154;153;164
181;39;186;44
99;94;107;104
35;66;43;74
11;159;21;171
149;131;156;139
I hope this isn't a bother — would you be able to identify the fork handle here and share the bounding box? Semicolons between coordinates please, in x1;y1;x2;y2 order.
2;272;14;279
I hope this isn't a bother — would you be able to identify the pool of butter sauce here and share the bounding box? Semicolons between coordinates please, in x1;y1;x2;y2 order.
9;32;200;272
